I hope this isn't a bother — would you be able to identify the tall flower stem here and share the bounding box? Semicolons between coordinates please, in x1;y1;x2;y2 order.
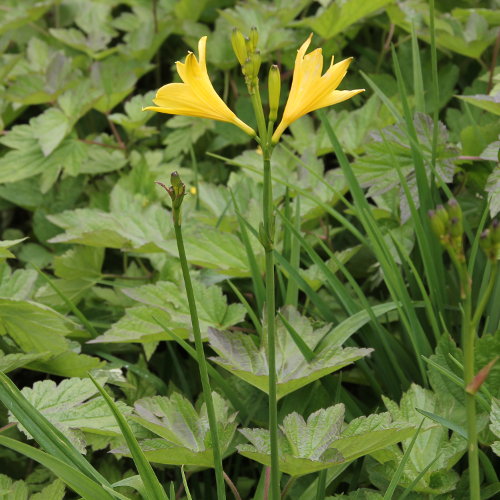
459;263;479;500
250;86;280;499
171;198;226;500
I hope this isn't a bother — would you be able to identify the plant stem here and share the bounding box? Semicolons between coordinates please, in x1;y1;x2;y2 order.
472;263;498;328
263;149;280;500
460;263;480;500
250;82;279;499
172;208;226;500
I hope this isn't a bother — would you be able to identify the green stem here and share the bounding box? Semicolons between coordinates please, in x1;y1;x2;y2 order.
249;82;280;500
263;151;280;500
315;470;327;500
460;263;480;500
172;209;226;500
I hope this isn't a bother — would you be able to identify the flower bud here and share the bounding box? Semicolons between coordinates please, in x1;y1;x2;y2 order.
268;65;281;122
428;209;445;239
249;26;258;53
446;198;462;221
251;50;261;78
231;28;247;67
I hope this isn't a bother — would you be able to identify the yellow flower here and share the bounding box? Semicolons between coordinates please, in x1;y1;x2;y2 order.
272;34;365;143
144;36;254;137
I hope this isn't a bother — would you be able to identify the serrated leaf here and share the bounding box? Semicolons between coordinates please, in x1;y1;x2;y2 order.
8;377;127;453
90;278;245;345
31;108;70;156
352;113;457;221
30;479;65;500
295;0;394;39
209;306;372;399
53;246;104;281
0;350;48;374
0;299;78;353
238;405;346;477
457;93;500;116
374;384;467;494
127;392;237;467
0;238;27;260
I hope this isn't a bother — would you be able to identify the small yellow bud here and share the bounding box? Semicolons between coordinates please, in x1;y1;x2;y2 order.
249;26;258;52
231;28;247;67
268;65;281;122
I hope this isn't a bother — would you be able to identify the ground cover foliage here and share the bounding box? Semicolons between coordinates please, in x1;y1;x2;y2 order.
0;0;499;498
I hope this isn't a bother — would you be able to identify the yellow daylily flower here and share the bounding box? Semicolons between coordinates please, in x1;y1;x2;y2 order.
144;36;255;137
272;34;365;143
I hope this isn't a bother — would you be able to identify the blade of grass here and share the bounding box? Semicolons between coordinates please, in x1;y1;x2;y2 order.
226;280;262;336
151;315;245;416
0;436;116;500
383;420;425;500
89;374;168;500
398;454;441;500
277;312;315;361
411;23;425;114
31;263;99;338
415;407;467;439
230;189;265;313
285;195;301;307
319;110;430;384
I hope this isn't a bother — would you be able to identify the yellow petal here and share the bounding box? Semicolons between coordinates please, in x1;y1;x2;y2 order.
143;36;254;137
272;35;364;143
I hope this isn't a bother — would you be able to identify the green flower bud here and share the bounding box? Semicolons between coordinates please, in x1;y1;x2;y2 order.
428;209;445;239
251;50;261;78
449;216;463;239
231;28;247;67
446;198;462;221
268;65;281;122
249;26;258;52
435;204;449;229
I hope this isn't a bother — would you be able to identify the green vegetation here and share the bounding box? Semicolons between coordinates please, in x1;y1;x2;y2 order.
0;1;499;499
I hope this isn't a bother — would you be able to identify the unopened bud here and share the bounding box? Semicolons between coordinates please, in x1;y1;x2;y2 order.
435;204;449;229
249;26;258;52
268;65;281;122
231;28;247;67
449;216;463;239
446;199;462;221
251;50;261;77
428;209;445;239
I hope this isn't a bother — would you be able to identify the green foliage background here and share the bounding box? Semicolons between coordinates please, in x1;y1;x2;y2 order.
0;0;499;498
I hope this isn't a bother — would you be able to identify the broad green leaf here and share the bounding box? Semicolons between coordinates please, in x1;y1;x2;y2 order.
90;278;245;345
30;479;65;500
371;384;467;494
295;0;394;39
0;473;28;499
456;93;500;116
0;299;78;353
31;108;70;157
8;377;128;453
0;238;27;260
130;392;237;467
239;405;346;476
209;306;372;399
53;246;104;281
0;350;48;374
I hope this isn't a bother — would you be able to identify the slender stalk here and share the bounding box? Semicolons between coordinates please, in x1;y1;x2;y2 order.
172;206;226;500
460;263;480;500
249;82;280;498
315;470;327;500
263;150;280;500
